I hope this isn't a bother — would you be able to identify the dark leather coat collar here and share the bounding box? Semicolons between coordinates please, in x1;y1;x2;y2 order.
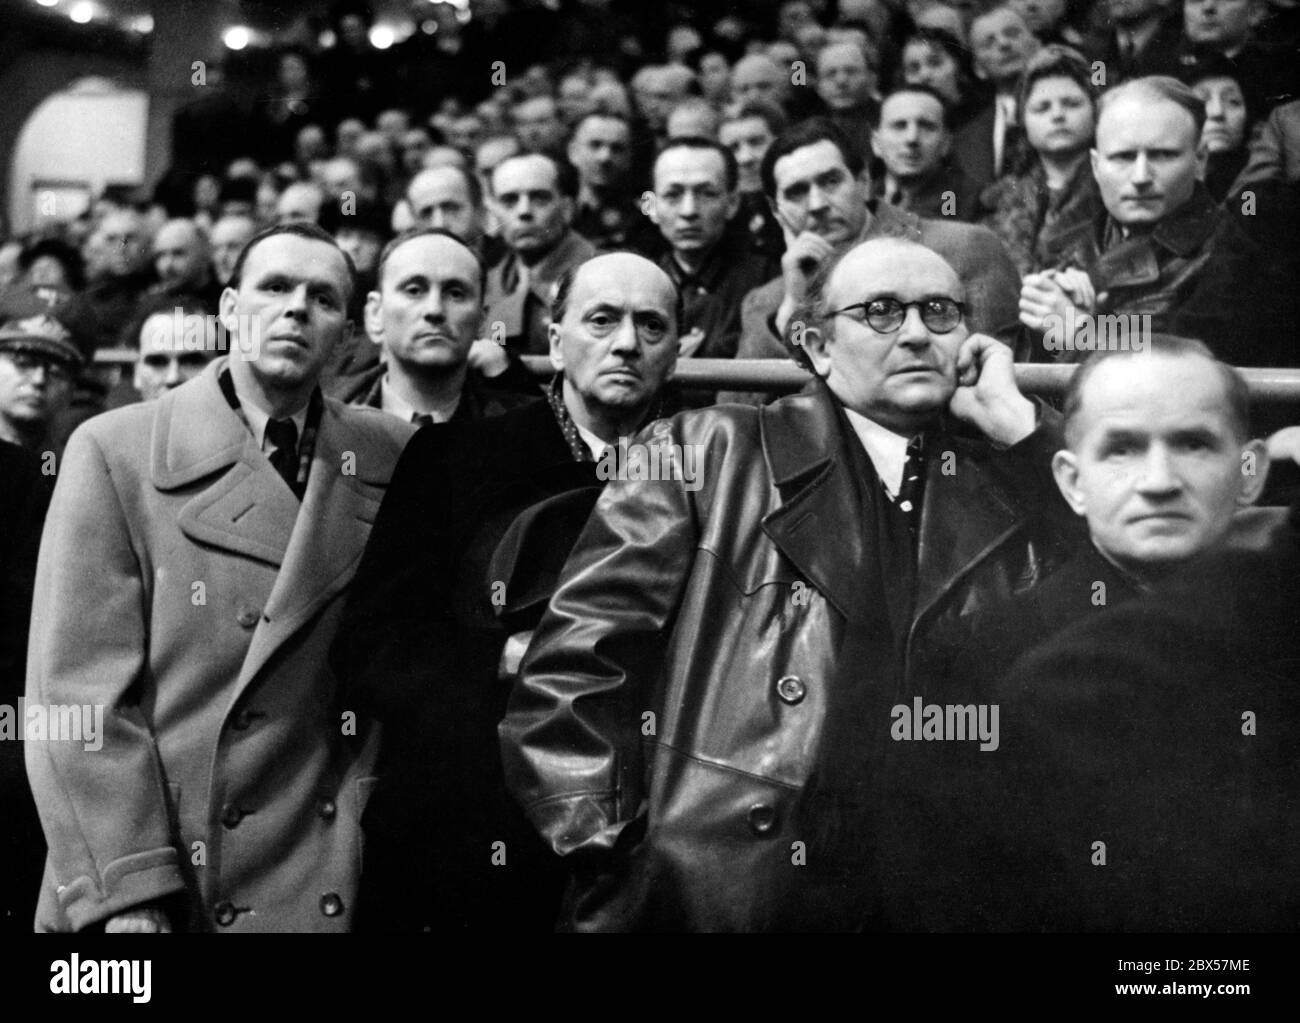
758;380;1025;630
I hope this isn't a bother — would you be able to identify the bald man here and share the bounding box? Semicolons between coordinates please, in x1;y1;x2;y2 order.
331;252;681;932
150;218;219;311
501;236;1068;932
1021;75;1292;366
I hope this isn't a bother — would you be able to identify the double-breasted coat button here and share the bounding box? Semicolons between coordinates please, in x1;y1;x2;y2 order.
776;675;806;704
320;893;344;917
221;805;245;829
213;901;238;927
747;803;777;835
317;799;336;820
235;606;260;628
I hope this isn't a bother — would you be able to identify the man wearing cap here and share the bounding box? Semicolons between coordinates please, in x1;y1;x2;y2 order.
0;295;85;458
25;222;412;932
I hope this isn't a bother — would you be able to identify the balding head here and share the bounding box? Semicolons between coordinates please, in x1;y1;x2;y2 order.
549;252;680;438
153;218;212;292
276;182;326;224
733;54;790;109
817;40;875;111
406;165;484;244
804;237;968;431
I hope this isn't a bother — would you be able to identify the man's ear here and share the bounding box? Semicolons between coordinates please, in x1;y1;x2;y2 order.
799;320;832;377
1089;147;1100;182
1051;449;1088;517
218;286;240;337
559;195;575;227
1195;139;1209;181
547;321;565;373
363;291;384;347
1238;438;1270;505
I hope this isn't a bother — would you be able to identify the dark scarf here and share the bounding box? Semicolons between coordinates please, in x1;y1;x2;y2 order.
545;373;667;463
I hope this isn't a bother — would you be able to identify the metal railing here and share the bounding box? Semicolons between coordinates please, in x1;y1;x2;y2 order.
89;350;1300;403
520;356;1300;403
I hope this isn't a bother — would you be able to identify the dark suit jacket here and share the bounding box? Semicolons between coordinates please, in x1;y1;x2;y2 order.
953;103;997;192
875;506;1300;931
0;442;51;934
330;397;601;931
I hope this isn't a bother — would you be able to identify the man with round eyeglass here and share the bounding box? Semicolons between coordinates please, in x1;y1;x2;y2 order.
501;237;1068;932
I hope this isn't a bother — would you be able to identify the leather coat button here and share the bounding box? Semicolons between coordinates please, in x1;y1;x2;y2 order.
748;803;777;835
213;901;238;927
317;799;336;821
776;675;806;704
221;805;245;829
235;606;260;628
320;892;344;917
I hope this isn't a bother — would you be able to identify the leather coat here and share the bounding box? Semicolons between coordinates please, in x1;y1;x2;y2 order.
501;381;1068;931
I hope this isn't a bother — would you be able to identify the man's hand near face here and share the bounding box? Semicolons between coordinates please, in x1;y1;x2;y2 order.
775;225;836;338
949;333;1037;446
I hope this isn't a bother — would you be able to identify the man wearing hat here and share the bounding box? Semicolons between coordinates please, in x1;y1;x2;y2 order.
0;292;86;458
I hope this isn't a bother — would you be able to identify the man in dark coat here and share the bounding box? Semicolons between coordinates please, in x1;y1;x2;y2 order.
500;238;1068;932
920;335;1272;694
874;500;1299;931
1020;75;1295;366
330;252;680;932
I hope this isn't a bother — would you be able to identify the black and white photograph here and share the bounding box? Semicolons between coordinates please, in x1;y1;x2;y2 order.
0;0;1295;1006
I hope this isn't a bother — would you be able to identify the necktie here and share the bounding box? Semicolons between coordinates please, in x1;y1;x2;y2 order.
411;412;434;428
894;434;925;540
266;417;299;491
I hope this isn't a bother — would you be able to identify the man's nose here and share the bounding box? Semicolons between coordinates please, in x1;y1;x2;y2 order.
608;315;639;353
1205;94;1225;120
1136;444;1180;493
1131;153;1153;185
163;359;182;386
807;183;830;212
679;191;698;217
516;197;534;218
422;289;446;321
283;282;310;319
896;305;932;346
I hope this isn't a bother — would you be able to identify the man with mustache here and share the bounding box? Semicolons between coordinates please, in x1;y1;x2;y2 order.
484;153;595;357
501;237;1068;931
332;251;680;931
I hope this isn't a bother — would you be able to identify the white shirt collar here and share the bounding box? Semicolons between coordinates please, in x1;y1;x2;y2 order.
574;420;609;461
379;375;462;425
843;407;912;496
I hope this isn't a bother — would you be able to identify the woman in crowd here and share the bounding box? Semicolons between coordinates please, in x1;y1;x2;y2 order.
979;45;1102;278
1184;57;1257;203
898;25;989;131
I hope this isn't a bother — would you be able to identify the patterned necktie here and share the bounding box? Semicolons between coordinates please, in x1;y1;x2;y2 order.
266;417;299;491
894;434;925;539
